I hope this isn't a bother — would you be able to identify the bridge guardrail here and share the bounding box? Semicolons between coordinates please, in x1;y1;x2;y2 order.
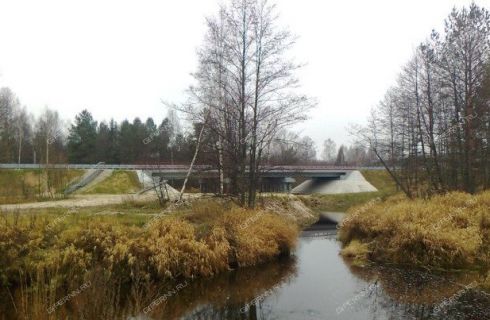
0;163;386;171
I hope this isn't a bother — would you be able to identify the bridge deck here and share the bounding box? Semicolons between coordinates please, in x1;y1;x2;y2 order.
0;163;382;170
0;164;383;179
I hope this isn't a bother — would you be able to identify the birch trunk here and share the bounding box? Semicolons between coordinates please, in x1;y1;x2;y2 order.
179;119;207;201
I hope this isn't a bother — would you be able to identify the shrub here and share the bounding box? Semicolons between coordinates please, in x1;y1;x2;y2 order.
217;209;298;266
146;218;230;278
0;202;299;288
338;191;490;270
340;240;370;266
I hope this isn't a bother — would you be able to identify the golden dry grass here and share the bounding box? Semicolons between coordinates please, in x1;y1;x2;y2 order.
340;239;370;266
0;200;299;287
5;251;298;320
338;191;490;271
0;198;300;319
217;208;298;266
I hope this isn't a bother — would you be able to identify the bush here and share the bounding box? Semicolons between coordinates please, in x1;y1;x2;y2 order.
0;203;299;288
340;240;370;266
217;209;298;266
338;191;490;270
146;218;230;278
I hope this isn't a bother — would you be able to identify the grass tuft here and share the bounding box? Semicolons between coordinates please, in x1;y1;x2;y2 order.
338;191;490;271
340;239;370;267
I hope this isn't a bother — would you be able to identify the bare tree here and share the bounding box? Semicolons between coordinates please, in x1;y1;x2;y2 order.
353;3;490;197
35;108;63;166
0;87;19;162
14;106;30;165
179;116;208;201
187;0;314;207
321;138;337;162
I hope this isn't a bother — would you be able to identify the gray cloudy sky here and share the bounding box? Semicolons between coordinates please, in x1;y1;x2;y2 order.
0;0;487;152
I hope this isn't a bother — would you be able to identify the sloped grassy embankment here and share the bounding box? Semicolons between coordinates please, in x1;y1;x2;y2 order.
339;191;490;290
0;169;84;204
300;170;397;212
0;197;315;318
79;170;142;194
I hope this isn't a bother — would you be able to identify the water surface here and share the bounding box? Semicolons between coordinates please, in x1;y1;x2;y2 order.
170;222;490;320
2;219;489;320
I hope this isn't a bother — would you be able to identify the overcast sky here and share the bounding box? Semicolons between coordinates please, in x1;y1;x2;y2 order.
0;0;488;153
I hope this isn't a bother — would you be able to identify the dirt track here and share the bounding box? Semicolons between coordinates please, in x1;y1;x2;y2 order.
0;193;158;211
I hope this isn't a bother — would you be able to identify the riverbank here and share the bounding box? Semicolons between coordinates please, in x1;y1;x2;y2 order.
2;197;314;283
0;196;318;319
4;220;489;319
338;191;490;290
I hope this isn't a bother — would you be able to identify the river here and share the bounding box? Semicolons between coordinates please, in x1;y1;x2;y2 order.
2;216;489;319
137;215;490;320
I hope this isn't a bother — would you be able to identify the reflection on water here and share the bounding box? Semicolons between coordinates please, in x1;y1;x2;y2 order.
174;223;489;320
2;221;489;320
143;257;298;319
142;222;490;320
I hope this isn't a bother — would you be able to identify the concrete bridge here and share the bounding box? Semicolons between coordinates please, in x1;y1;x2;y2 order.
0;163;382;175
0;164;383;194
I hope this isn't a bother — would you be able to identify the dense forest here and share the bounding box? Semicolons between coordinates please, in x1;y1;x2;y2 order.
0;98;325;166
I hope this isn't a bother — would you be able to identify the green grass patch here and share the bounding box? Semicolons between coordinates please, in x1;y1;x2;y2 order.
4;200;164;227
81;170;142;194
0;169;84;204
361;169;397;194
299;170;398;212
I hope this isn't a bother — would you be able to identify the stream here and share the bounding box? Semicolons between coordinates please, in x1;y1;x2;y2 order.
2;214;489;319
141;215;490;320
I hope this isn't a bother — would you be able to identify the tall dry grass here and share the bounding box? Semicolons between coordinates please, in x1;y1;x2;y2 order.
0;201;298;295
339;191;490;271
1;254;297;320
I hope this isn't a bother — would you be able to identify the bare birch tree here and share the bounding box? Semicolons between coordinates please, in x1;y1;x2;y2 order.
186;0;314;207
354;3;490;196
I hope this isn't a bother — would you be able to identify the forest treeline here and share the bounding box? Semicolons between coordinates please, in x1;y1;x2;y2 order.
0;95;374;167
0;98;196;165
356;3;490;197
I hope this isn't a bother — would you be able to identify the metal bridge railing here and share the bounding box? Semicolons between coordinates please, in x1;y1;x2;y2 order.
0;163;385;171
